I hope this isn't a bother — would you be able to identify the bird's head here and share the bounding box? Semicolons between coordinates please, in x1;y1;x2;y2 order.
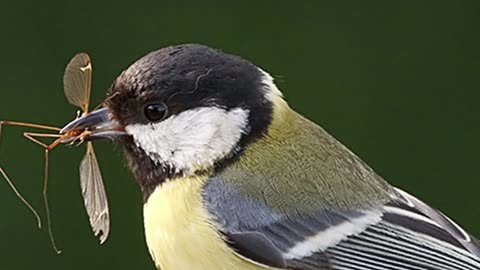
61;44;284;197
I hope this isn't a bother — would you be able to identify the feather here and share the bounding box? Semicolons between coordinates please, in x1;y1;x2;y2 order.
203;177;480;269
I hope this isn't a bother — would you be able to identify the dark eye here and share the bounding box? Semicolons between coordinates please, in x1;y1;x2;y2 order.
144;102;168;122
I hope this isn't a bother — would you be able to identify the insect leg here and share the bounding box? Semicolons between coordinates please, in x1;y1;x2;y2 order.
42;148;61;254
0;123;52;230
0;166;42;229
22;133;67;254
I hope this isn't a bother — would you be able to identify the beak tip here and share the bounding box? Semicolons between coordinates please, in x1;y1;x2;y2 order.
60;119;81;134
61;107;126;141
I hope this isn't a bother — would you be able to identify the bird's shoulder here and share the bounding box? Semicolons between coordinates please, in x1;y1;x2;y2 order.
216;107;393;213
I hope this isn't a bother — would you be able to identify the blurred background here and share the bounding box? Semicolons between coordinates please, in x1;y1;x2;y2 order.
0;1;479;269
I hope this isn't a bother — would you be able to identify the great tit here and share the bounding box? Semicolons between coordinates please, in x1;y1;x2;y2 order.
62;44;480;270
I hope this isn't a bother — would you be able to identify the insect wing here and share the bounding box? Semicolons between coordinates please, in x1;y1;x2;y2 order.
80;142;110;244
64;53;92;113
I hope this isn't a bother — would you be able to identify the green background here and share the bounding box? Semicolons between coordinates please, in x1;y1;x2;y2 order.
0;1;479;269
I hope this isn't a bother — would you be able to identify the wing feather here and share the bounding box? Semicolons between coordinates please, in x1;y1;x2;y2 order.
203;177;480;269
393;188;480;256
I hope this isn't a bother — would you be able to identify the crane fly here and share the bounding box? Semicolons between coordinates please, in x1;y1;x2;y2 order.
0;53;112;252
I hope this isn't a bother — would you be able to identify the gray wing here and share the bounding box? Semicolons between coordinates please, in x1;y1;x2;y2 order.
79;142;110;244
202;177;480;270
63;52;92;112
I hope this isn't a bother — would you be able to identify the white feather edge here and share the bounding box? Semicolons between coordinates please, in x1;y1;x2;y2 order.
258;68;284;103
283;210;383;260
282;194;478;263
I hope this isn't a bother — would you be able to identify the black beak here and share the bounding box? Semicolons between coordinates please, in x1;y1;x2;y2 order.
61;107;127;141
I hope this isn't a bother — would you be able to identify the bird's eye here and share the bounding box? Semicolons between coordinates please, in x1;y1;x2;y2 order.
144;102;168;122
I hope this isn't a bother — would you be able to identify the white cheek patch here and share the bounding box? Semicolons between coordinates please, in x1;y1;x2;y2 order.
125;107;249;173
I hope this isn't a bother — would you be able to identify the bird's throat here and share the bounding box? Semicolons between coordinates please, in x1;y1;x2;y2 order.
120;136;182;201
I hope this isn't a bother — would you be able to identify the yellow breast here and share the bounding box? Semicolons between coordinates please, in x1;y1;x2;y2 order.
143;176;273;270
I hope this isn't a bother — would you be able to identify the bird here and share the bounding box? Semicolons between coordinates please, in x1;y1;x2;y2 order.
61;44;480;270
